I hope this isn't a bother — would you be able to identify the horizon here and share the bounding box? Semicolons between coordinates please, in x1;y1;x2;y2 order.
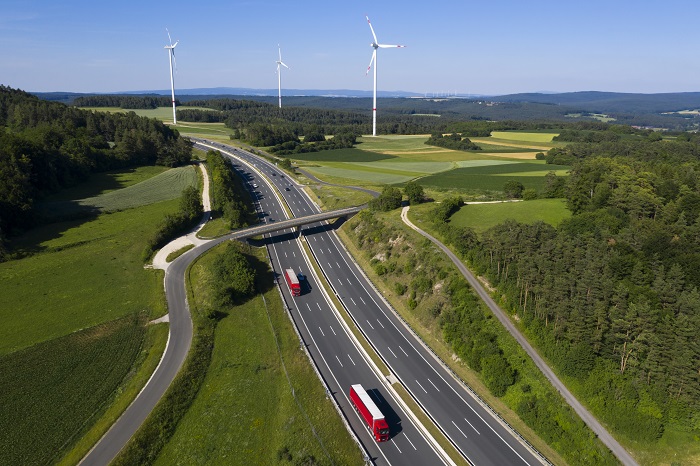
3;0;700;96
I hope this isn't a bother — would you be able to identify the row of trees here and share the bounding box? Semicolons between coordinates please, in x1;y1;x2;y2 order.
425;132;482;151
206;151;253;229
0;86;192;249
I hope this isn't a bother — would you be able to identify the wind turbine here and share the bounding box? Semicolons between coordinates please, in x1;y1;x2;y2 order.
276;45;289;108
365;15;405;136
164;29;178;125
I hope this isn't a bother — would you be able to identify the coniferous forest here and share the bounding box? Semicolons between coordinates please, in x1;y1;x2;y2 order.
0;86;192;251
437;136;700;442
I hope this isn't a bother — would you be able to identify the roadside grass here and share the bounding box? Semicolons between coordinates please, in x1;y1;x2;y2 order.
0;197;178;355
447;199;572;234
154;244;363;465
36;165;198;221
417;163;571;192
197;216;232;238
166;244;195;262
0;314;147;466
304;184;374;210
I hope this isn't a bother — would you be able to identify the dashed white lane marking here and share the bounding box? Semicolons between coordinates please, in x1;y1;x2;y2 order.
416;380;427;393
392;439;402;453
330;326;336;336
388;347;398;358
335;355;343;367
452;420;469;439
366;320;375;330
319;327;325;337
404;434;417;451
465;418;481;435
427;378;440;392
399;346;409;357
347;354;356;366
377;319;385;329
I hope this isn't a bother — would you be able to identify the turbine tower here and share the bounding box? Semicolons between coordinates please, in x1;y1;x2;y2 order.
365;15;404;136
276;45;289;108
164;29;178;125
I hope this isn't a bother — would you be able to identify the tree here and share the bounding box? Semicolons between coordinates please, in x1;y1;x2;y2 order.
503;180;525;199
404;181;425;204
369;186;402;211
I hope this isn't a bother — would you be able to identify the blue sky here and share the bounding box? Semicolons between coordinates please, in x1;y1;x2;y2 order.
2;0;699;95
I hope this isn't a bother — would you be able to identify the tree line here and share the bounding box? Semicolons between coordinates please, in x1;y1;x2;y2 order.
433;135;700;444
0;85;192;254
73;95;176;109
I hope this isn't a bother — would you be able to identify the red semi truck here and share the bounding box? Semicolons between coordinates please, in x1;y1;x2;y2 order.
349;384;389;442
284;268;301;296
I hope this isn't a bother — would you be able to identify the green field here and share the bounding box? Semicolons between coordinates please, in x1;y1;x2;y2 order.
448;199;571;233
417;163;570;192
81;106;216;121
489;131;560;143
36;165;198;220
155;245;363;465
0;315;146;466
0;175;191;355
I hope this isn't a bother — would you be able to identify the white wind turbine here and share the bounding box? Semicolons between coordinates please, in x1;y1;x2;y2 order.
164;29;179;124
365;15;405;136
276;45;290;108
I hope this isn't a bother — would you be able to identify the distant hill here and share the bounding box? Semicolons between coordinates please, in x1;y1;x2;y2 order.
491;91;700;113
30;88;700;130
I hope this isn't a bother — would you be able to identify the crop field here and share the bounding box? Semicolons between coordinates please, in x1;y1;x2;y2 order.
489;131;560;143
155;245;362;465
449;199;571;233
80;106;216;121
0;195;178;355
36;165;197;221
0;314;146;466
305;164;420;185
46;166;170;201
417;162;571;192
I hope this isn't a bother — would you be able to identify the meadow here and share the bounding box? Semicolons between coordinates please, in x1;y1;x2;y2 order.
36;165;197;220
154;244;363;465
448;199;572;233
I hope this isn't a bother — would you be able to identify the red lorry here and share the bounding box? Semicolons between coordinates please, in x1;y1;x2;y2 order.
349;384;389;442
284;268;301;296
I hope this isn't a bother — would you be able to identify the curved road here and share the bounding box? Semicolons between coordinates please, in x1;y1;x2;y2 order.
400;207;638;466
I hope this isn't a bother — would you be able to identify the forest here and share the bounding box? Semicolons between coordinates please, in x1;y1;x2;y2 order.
0;86;192;254
435;136;700;443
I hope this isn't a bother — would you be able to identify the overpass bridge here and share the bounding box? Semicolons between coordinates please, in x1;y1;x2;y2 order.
224;205;364;240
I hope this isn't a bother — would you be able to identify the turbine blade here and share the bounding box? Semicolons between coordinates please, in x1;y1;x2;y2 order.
366;15;378;44
166;28;173;46
365;50;375;75
280;61;289;69
172;40;178;48
378;43;405;48
278;45;282;62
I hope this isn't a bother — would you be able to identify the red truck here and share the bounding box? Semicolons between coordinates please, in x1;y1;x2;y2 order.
349;384;389;442
284;268;301;296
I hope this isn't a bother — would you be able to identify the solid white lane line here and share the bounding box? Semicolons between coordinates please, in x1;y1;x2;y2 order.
452;420;469;439
427;378;440;392
416;380;428;393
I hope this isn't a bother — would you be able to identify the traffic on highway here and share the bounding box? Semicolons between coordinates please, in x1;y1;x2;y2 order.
193;139;545;466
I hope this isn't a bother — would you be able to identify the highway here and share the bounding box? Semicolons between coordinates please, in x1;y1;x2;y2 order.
192;140;448;465
195;139;546;466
